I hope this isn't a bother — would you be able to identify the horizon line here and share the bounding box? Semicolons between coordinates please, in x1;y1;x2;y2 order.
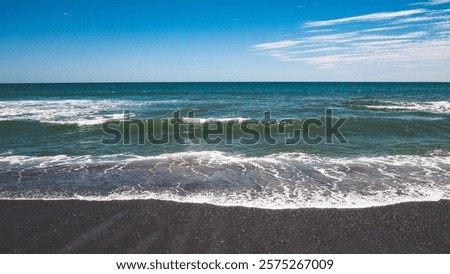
1;80;450;85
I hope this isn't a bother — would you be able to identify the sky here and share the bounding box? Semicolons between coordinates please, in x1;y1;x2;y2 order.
0;0;450;82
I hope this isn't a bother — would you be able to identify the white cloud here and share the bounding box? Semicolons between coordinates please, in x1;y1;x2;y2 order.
302;31;426;44
429;0;450;4
433;20;450;28
277;37;450;69
305;32;358;42
278;39;450;68
288;47;344;54
252;40;300;50
303;9;426;27
252;5;450;73
349;40;412;47
395;15;450;23
412;0;450;6
304;29;335;33
360;26;408;32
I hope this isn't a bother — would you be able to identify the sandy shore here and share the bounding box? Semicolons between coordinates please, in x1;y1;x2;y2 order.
0;199;449;253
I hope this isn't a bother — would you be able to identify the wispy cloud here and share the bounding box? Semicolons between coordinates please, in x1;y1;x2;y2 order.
411;0;450;6
360;26;409;32
395;15;449;23
252;6;450;70
302;9;426;27
304;29;335;33
428;0;450;4
251;40;300;50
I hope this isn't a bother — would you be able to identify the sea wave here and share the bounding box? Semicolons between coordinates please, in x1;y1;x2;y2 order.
181;117;251;124
0;151;449;209
0;99;185;125
364;101;450;113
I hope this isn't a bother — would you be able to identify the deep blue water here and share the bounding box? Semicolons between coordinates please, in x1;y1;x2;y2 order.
0;82;449;208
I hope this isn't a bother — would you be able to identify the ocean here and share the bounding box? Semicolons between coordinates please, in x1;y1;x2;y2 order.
0;82;449;208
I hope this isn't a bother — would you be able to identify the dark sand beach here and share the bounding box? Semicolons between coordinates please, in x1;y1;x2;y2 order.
0;199;449;254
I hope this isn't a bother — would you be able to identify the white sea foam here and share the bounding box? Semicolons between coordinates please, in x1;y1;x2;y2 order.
1;184;447;209
181;117;251;124
366;101;450;113
0;151;449;209
0;99;184;125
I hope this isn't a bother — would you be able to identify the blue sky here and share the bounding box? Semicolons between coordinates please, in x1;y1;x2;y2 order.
1;0;449;82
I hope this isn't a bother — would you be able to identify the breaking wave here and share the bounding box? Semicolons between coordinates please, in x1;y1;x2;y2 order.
0;151;449;209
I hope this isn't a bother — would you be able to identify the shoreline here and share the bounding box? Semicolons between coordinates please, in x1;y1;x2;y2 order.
0;199;449;253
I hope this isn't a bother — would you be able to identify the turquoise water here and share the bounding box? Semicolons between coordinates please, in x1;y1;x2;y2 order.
0;82;449;208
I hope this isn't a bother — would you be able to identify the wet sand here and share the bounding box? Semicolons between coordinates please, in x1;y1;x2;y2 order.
0;199;449;253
